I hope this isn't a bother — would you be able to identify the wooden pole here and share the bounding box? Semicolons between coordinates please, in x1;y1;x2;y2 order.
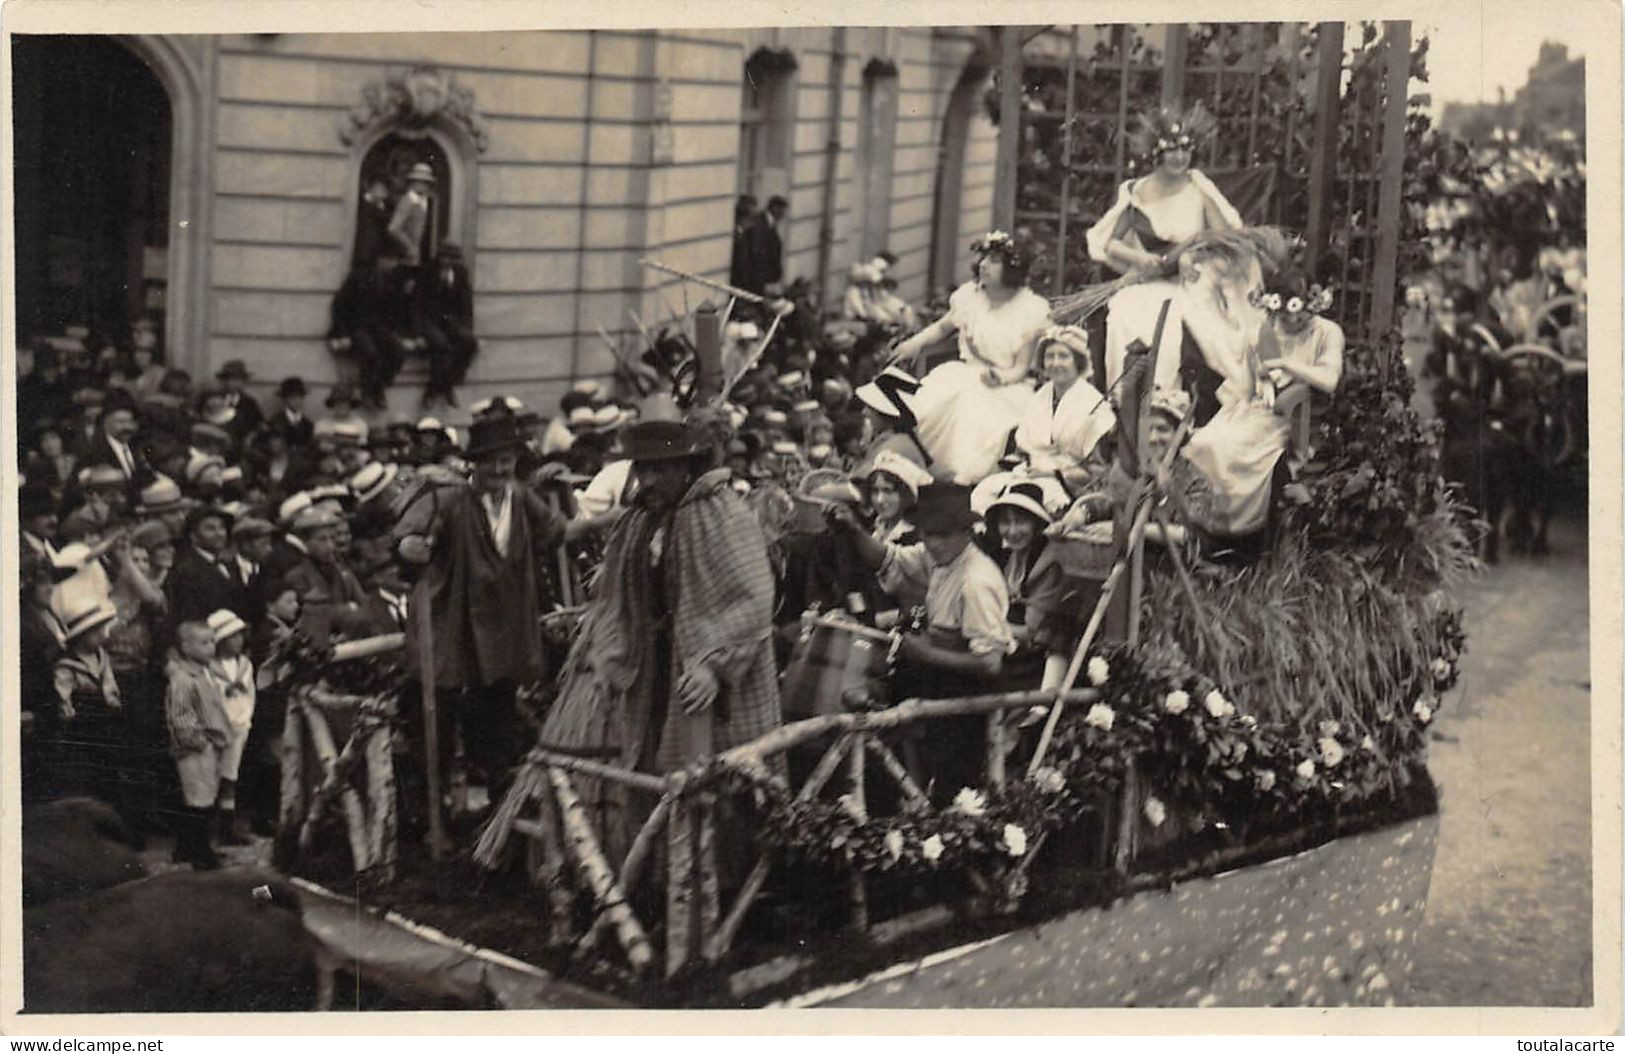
992;26;1023;232
299;703;372;874
864;736;931;809
694;303;723;405
816;28;848;308
414;578;449;860
1160;24;1188;108
1304;21;1345;280
1369;21;1412;337
1054;24;1080;298
549;767;656;973
365;718;399;883
846;732;869;933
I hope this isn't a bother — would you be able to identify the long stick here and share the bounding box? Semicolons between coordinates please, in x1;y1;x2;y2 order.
639;258;771;306
414;578;449;861
582;791;680;951
548;767;655;973
1025;501;1152;779
1027;415;1196;777
720;690;1100;772
863;736;931;810
846;732;868;933
717;310;787;404
330;634;405;662
526;748;667;794
365;722;398;883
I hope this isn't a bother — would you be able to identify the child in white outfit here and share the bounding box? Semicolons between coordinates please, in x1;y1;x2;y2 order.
206;609;256;845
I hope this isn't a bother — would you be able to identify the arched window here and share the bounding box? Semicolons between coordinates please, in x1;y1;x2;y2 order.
352;134;452;269
739;47;798;202
338;67;489;273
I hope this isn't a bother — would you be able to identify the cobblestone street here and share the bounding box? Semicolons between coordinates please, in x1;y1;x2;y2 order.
1405;507;1596;1006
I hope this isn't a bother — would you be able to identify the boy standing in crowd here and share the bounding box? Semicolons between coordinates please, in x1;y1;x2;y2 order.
165;620;229;870
206;608;257;846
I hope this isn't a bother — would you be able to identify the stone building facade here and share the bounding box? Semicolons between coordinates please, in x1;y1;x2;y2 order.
14;29;1001;418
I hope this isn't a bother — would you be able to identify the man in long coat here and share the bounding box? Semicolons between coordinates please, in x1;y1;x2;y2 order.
527;419;782;867
398;413;594;798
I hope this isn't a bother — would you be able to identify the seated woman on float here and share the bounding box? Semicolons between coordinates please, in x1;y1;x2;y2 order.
1086;103;1244;394
887;231;1053;485
1012;324;1117;490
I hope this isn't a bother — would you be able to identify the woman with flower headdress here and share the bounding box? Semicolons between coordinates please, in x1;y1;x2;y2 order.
1015;324;1118;488
1085;104;1244;395
1257;270;1345;400
1087;103;1243;277
887;231;1053;484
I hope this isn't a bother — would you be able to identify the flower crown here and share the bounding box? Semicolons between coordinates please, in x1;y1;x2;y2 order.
970;229;1029;270
971;229;1014;254
1129;104;1218;163
1250;282;1335;317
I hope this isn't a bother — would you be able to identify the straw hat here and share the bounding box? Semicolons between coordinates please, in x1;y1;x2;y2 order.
206;608;249;643
986;481;1054;526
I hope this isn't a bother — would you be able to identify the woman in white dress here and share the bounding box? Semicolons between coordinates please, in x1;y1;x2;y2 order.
1174;231;1300;541
1015;324;1118;489
888;231;1053;484
1087;104;1244;393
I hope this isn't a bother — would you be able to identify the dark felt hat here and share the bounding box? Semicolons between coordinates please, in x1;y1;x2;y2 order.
912;482;976;533
183;503;235;538
464;414;530;460
618;420;709;463
279;376;308;398
20;482;57;521
102;387;140;418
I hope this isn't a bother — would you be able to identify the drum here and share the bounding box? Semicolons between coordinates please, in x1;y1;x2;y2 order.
781;614;896;720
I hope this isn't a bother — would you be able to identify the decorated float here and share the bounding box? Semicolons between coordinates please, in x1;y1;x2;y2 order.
269;20;1486;1010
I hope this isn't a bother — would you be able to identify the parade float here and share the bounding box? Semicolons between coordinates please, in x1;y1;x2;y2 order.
266;20;1532;1011
272;276;1474;1010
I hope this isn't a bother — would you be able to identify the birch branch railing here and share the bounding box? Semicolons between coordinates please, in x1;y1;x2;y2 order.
489;685;1110;978
277;633;406;882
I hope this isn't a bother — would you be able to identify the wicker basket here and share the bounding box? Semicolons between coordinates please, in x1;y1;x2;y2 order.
1051;521;1118;579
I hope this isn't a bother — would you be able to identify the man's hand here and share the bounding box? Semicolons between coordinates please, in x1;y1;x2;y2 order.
676;664;720;715
398;535;432;564
823;502;864;534
531;462;570;484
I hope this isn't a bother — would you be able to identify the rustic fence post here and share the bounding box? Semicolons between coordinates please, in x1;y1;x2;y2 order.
413;577;449;860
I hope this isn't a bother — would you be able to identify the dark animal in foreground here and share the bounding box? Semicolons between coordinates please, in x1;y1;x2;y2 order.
22;797;149;906
23;867;324;1014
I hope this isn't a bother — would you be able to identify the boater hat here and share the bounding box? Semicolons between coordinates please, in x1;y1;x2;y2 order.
406;162;437;185
348;461;400;505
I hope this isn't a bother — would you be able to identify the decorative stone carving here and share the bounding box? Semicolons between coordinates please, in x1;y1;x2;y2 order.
340;66;490;154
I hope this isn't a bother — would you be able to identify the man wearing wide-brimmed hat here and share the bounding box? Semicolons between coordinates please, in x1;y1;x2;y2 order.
528;415;782;869
398;412;599;804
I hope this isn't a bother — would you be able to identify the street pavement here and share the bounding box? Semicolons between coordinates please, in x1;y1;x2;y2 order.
1404;509;1596;1006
